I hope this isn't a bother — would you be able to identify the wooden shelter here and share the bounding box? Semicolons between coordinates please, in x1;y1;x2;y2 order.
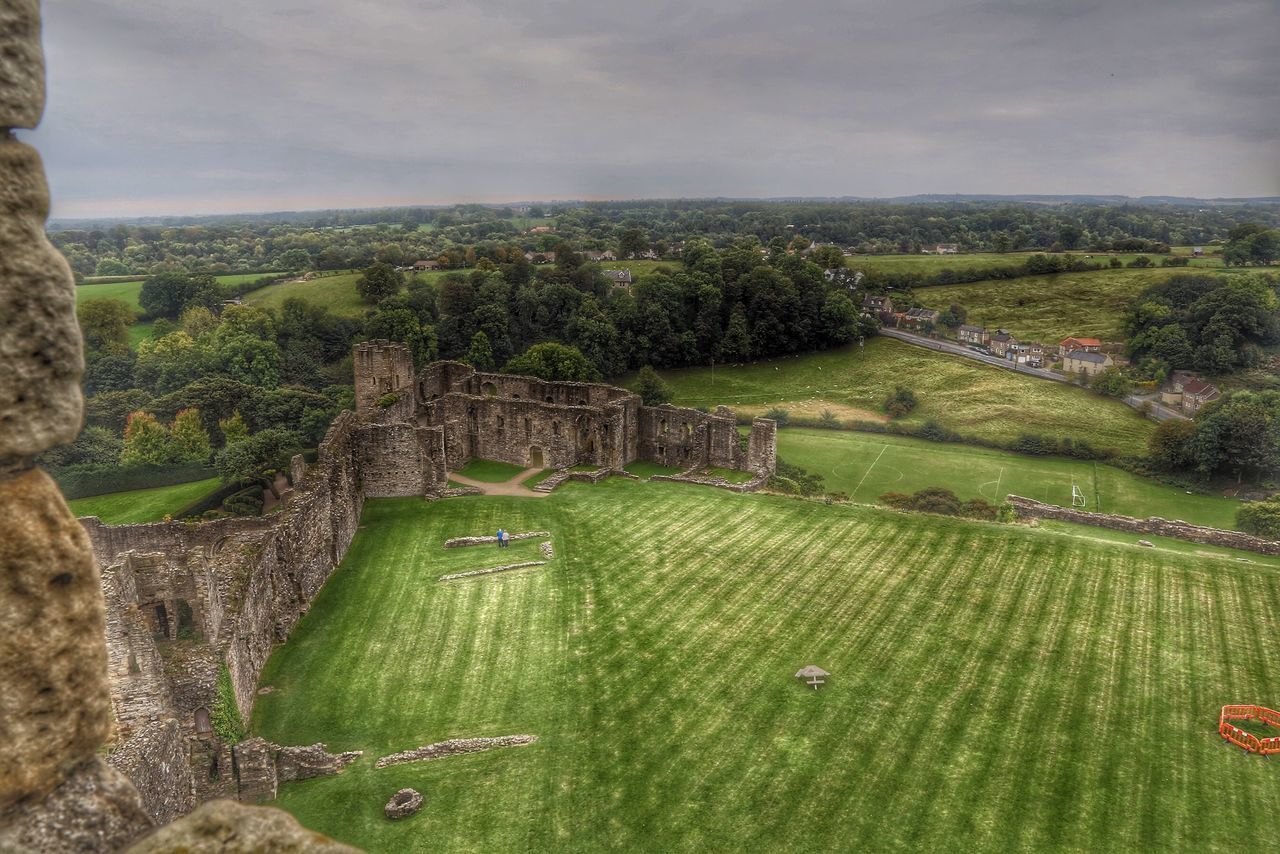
795;665;829;690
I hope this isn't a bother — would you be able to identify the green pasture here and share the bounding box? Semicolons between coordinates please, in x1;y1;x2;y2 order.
456;458;528;483
643;337;1154;455
920;268;1220;343
67;476;221;524
846;250;1059;275
246;273;369;317
253;481;1280;852
777;427;1241;529
74;280;144;311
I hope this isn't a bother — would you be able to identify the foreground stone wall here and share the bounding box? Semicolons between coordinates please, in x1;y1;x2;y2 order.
107;721;194;825
1007;495;1280;556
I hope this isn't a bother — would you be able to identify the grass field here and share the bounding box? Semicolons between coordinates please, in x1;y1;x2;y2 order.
919;268;1220;343
456;459;528;482
777;428;1242;528
67;476;221;524
253;481;1280;852
846;251;1067;275
642;337;1154;455
74;280;146;311
246;272;370;317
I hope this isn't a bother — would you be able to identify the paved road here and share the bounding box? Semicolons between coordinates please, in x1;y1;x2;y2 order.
878;328;1189;422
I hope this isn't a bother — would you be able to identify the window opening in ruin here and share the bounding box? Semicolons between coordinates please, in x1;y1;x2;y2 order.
578;399;586;406
659;418;668;433
482;382;497;397
176;599;197;640
152;602;169;640
209;755;220;780
524;418;532;438
497;416;505;432
195;706;212;736
657;445;666;456
127;652;140;674
552;421;560;436
683;423;693;439
545;395;554;403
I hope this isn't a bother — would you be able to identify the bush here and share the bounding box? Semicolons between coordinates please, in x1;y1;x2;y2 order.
884;386;918;418
635;365;673;406
763;407;790;427
222;487;264;517
879;487;998;520
818;409;841;429
52;461;214;500
767;458;823;495
377;392;400;407
1237;497;1280;538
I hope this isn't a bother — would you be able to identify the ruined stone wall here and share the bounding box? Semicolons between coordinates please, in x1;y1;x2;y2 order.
356;422;445;497
107;721;194;826
353;338;414;420
747;418;778;475
1007;495;1280;556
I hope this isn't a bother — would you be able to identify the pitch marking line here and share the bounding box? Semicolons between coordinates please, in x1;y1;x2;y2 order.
993;466;1004;500
852;444;889;499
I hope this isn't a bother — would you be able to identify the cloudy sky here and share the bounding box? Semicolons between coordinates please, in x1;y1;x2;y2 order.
29;0;1280;218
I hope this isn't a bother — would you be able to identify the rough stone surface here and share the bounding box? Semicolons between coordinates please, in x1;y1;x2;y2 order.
124;799;360;853
0;0;44;128
438;561;546;582
275;743;363;783
383;789;423;820
0;139;83;461
375;735;539;769
1008;495;1280;556
0;468;111;812
539;540;554;559
0;758;153;854
649;472;769;493
107;720;195;825
232;738;277;804
444;531;552;548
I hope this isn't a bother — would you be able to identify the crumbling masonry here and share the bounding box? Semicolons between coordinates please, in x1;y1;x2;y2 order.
78;341;776;824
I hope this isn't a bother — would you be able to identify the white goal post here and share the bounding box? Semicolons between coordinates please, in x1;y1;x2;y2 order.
1071;480;1087;508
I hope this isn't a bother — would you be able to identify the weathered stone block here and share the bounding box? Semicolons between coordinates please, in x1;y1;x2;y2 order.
124;799;360;853
383;788;423;820
0;468;111;812
0;0;44;129
0;139;83;461
0;757;153;853
107;720;196;825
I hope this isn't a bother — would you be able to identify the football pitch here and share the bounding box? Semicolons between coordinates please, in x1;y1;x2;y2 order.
252;481;1280;852
778;428;1243;529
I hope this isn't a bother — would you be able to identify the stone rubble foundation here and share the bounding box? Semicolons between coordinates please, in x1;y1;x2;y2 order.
374;735;539;769
443;531;551;548
438;561;547;582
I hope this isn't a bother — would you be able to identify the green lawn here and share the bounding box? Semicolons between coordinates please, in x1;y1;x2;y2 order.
919;268;1222;343
74;280;145;311
623;460;684;479
641;337;1155;455
253;481;1280;852
67;476;221;524
456;459;528;483
245;272;370;317
777;427;1243;528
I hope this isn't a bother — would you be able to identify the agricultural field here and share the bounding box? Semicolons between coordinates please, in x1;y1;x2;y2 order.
245;272;370;317
253;481;1280;852
67;476;221;524
776;428;1242;528
644;337;1155;455
919;267;1225;343
73;279;146;311
844;250;1067;275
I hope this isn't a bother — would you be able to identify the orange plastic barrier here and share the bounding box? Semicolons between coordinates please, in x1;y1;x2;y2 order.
1219;705;1280;756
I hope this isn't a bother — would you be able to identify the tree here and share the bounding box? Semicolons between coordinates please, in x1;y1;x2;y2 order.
618;227;648;259
1237;496;1280;538
219;411;249;445
169;408;212;462
465;331;496;371
1147;418;1195;471
77;298;135;353
884;386;918;418
819;292;860;345
214;428;303;484
502;343;601;382
356;262;403;304
139;272;220;319
1090;367;1131;398
718;304;753;362
810;245;845;269
119;411;172;466
634;366;672;406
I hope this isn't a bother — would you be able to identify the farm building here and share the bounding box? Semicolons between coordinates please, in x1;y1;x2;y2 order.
1059;336;1102;354
900;307;941;330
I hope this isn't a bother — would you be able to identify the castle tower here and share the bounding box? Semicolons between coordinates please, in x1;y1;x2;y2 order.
354;340;415;419
747;417;778;475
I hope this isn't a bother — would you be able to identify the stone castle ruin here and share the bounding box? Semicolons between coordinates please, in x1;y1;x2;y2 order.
65;340;776;835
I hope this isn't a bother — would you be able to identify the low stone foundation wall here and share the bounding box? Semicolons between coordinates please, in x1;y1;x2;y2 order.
1007;495;1280;556
438;561;546;582
649;472;768;493
231;738;362;804
444;531;551;548
107;721;194;825
375;735;538;768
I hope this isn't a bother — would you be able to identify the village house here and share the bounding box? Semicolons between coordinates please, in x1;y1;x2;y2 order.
1058;336;1102;354
603;269;633;286
922;243;959;254
900;307;941;330
1007;342;1047;367
862;294;895;324
584;250;617;262
412;259;441;271
1062;349;1113;378
1162;371;1220;415
988;330;1017;358
957;324;989;347
524;250;556;264
527;225;555;234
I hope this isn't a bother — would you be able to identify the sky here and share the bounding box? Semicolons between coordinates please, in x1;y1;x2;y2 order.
28;0;1280;218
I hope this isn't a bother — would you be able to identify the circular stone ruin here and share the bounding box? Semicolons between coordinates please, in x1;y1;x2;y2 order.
384;788;424;820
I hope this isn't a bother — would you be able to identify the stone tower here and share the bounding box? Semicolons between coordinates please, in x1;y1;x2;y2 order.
354;340;415;420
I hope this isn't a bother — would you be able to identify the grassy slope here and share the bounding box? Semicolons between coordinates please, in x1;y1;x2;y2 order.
74;280;145;311
918;268;1216;343
646;337;1154;455
67;476;221;524
245;272;369;317
254;482;1280;853
776;427;1241;528
846;251;1066;275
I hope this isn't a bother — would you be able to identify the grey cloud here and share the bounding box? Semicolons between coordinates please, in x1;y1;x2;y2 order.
26;0;1280;217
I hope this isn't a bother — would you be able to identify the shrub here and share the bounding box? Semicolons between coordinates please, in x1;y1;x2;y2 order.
767;457;823;495
818;409;840;429
883;386;918;418
763;407;790;427
377;392;400;408
1237;497;1280;538
212;664;246;743
635;366;673;406
961;497;998;520
222;487;264;517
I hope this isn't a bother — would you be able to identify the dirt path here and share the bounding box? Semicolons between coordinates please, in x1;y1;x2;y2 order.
449;467;550;498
